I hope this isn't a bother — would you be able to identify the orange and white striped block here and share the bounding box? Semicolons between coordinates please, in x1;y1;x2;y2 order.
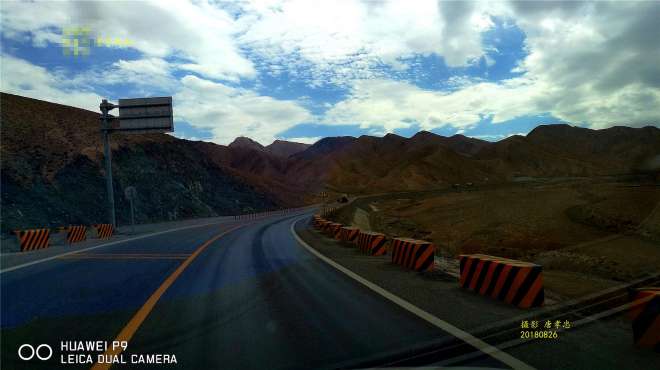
459;254;544;309
93;224;114;239
321;207;336;218
629;287;659;351
336;226;359;243
312;216;325;229
391;237;435;271
317;220;332;232
62;225;87;244
325;222;343;237
14;229;51;252
356;231;388;256
320;221;332;233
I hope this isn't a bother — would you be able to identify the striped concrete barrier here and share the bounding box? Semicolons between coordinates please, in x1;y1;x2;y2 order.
312;215;324;229
391;237;435;271
320;221;331;232
357;231;387;256
321;207;338;218
93;224;114;239
459;254;516;289
61;225;87;244
629;287;659;350
14;229;51;252
325;222;343;238
459;254;544;309
233;207;314;221
336;226;359;243
317;220;332;232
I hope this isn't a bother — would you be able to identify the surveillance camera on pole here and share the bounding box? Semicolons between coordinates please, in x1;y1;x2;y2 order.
100;97;173;228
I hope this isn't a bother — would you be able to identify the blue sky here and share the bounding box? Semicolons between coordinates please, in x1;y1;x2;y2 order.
1;1;658;145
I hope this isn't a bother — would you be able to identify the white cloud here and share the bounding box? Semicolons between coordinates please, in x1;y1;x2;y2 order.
62;57;179;94
175;75;312;145
114;58;171;77
238;0;494;86
1;55;313;145
470;132;529;142
501;0;660;128
105;58;178;91
2;0;658;140
319;1;660;131
0;0;255;81
0;54;102;112
281;136;321;144
321;77;545;132
169;132;203;142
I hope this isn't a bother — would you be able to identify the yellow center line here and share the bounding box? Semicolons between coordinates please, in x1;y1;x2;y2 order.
64;253;193;256
91;224;243;370
58;253;194;260
59;255;190;260
87;253;190;255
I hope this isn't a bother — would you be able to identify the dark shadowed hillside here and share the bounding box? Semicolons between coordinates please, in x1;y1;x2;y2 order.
3;93;659;232
284;124;660;193
474;124;660;178
228;136;266;152
0;93;296;233
266;139;311;158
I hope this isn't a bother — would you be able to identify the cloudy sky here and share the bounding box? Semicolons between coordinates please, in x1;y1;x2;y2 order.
1;0;659;145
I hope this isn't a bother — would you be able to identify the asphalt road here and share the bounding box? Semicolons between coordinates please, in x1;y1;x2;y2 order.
0;212;512;369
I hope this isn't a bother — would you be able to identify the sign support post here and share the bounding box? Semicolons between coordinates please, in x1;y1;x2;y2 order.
130;198;135;234
99;96;173;231
100;99;117;229
124;186;137;234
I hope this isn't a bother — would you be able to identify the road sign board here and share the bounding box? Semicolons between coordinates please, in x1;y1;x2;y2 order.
124;186;137;200
118;97;173;133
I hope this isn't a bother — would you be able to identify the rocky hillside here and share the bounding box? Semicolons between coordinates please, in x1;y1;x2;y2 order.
284;126;660;193
0;93;295;233
3;92;658;232
474;124;660;178
266;140;311;158
228;137;310;158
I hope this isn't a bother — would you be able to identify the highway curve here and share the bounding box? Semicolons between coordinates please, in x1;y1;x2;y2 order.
1;212;511;369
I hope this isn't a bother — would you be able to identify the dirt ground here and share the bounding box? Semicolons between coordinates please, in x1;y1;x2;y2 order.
334;179;660;298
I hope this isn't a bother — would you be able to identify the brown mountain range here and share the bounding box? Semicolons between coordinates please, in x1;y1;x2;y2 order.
0;93;299;232
228;137;310;158
2;92;658;232
266;139;311;158
285;125;659;193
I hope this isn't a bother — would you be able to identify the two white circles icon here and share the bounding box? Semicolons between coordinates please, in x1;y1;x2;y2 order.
18;344;53;361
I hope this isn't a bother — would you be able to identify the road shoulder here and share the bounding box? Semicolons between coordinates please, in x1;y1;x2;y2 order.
292;216;535;370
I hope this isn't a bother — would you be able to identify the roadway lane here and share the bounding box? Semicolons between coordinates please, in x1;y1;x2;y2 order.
121;214;453;369
1;212;508;369
1;220;241;369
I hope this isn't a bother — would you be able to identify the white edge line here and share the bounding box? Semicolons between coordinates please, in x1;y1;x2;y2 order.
1;220;229;274
290;216;536;370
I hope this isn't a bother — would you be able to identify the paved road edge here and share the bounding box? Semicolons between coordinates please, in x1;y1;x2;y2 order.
0;220;234;274
290;216;535;370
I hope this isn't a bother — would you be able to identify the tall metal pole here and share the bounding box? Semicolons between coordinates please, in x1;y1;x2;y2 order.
101;99;116;228
130;197;135;234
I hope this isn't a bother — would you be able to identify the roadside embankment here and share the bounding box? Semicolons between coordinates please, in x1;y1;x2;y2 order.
323;180;660;299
